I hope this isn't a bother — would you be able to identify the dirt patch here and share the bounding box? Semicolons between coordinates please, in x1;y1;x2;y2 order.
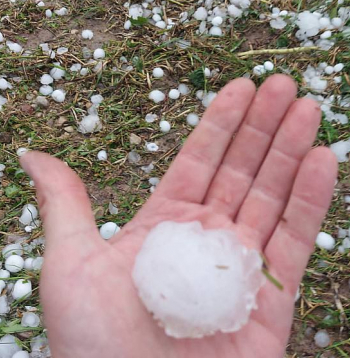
23;29;55;49
239;23;277;52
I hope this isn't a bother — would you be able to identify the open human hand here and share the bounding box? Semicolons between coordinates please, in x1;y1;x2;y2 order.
20;74;337;358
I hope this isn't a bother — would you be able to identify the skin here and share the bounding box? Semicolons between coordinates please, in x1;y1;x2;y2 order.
20;75;338;358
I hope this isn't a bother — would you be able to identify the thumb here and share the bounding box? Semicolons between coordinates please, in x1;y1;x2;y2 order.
20;151;100;255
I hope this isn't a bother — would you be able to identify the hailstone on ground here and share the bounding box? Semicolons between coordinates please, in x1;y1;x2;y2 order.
316;232;335;250
99;222;120;240
133;221;265;338
82;29;94;39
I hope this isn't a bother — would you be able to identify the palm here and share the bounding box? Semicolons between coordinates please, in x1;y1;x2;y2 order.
21;75;337;358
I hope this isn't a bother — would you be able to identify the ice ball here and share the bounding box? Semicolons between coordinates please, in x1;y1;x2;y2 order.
97;150;108;161
99;222;120;240
132;221;265;338
169;89;180;100
21;312;40;327
186;113;199;126
0;334;21;358
82;29;94;39
5;255;24;273
19;204;38;225
93;48;105;60
316;232;335;250
314;330;331;347
149;90;165;103
12;279;32;300
159;120;171;132
2;243;23;258
51;89;66;103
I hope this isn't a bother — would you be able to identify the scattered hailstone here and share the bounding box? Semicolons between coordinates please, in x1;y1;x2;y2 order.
91;94;104;105
5;255;24;273
169;89;180;100
124;20;132;30
70;63;82;72
0;78;12;90
51;89;66;103
316;232;335;250
55;7;68;16
50;64;65;80
97;150;108;161
152;67;164;78
6;41;22;53
149;90;165;103
132;221;265;338
93;48;106;60
202;91;217;108
78;111;102;134
159;120;171;132
186;113;199;126
146;142;159;152
40;74;53;85
82;29;94;40
155;21;166;29
314;330;331;348
141;163;154;173
209;26;223;36
2;243;23;258
21;312;40;327
334;63;344;72
178;83;190;95
80;68;89;76
108;202;119;215
264;61;274;71
57;47;68;55
330;139;350;162
253;65;266;76
12;279;32;300
129;4;143;19
45;9;52;18
193;7;208;21
99;222;120;240
39;85;53;96
211;16;223;26
145;113;158;123
0;335;21;358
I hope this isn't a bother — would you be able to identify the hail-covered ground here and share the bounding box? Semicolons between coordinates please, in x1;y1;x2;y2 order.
0;0;349;357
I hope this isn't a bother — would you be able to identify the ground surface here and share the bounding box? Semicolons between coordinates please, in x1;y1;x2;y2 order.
0;0;349;357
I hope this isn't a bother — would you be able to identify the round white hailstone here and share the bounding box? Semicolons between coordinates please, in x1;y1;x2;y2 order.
0;334;21;357
196;90;204;100
152;67;164;78
0;78;12;90
169;89;180;100
146;142;159;152
0;31;4;42
82;29;94;40
24;258;34;270
344;195;350;204
70;63;82;72
178;83;190;95
80;68;89;76
264;61;274;71
149;90;165;103
314;330;331;348
149;177;160;186
0;163;5;171
324;66;334;75
91;94;104;105
330;140;350;162
12;279;32;300
211;16;223;26
279;10;288;16
97;150;108;161
209;26;223;36
6;41;23;53
93;48;105;60
334;76;342;84
253;65;266;76
5;255;24;273
203;67;211;78
129;4;143;19
57;47;68;55
152;14;162;22
19;203;38;225
152;6;162;14
334;63;344;72
78;114;102;134
0;269;10;279
37;1;45;7
39;85;53;96
108;202;119;215
45;9;52;18
159;120;171;132
99;222;120;240
145;113;158;123
320;30;332;39
124;20;132;30
319;17;330;28
32;257;44;271
51;89;66;103
155;21;166;29
133;221;265;338
40;74;53;85
55;7;68;16
21;312;40;327
331;17;342;28
193;7;208;21
202;91;217;108
16;147;29;157
309;77;327;92
50;65;65;80
316;232;335;250
186;113;199;126
228;5;243;18
2;243;23;258
12;351;30;358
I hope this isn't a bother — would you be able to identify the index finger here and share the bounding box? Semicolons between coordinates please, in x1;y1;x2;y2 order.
154;78;256;203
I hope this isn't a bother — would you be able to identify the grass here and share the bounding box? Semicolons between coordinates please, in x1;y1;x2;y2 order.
0;0;350;356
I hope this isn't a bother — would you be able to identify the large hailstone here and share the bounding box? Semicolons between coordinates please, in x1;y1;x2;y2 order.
19;204;38;225
12;279;32;300
133;221;265;338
